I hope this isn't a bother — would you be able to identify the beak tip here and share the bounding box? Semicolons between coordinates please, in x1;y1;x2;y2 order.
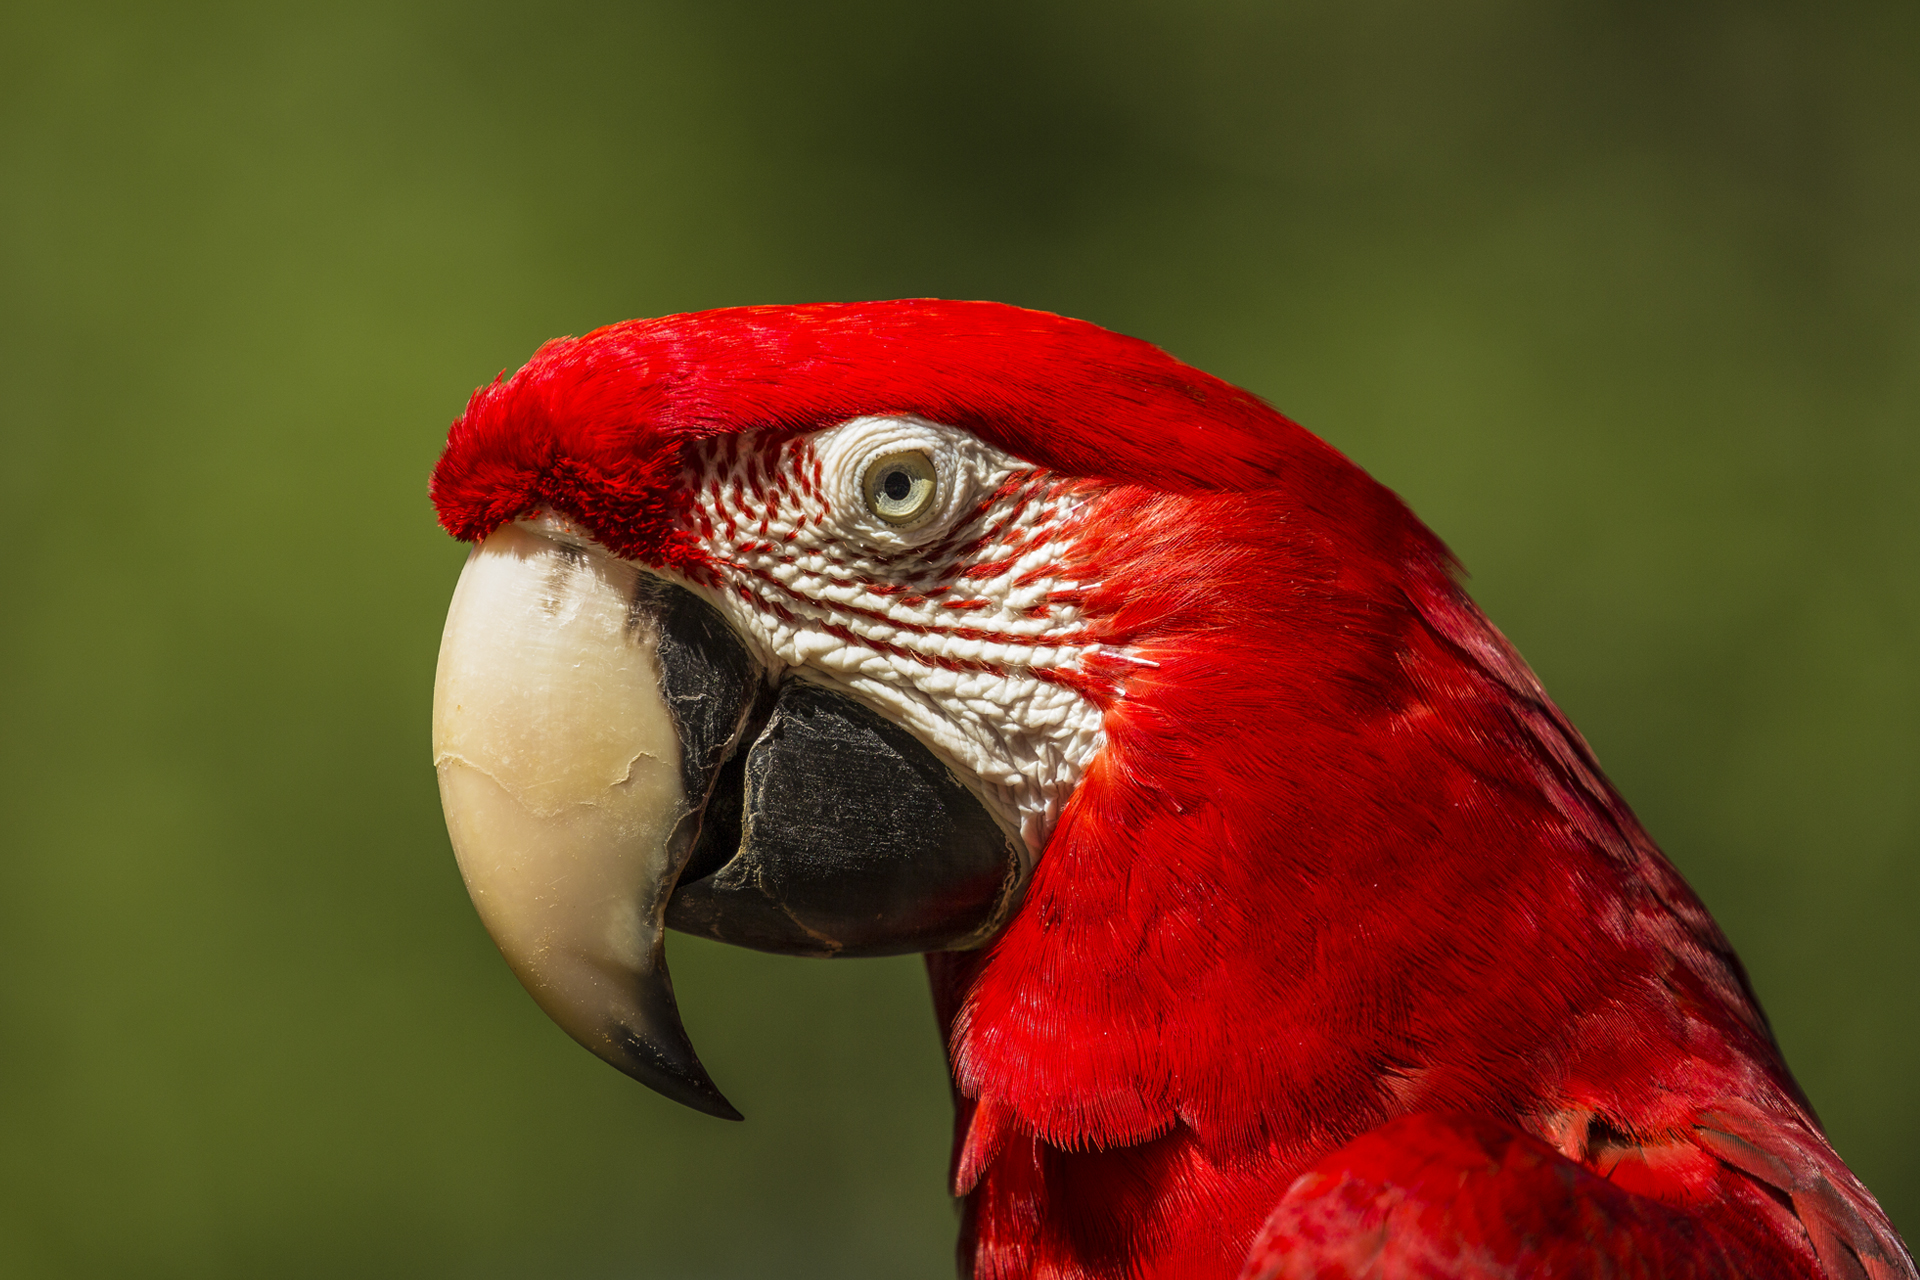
607;1023;746;1122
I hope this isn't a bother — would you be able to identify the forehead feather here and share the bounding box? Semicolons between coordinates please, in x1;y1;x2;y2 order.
430;300;1351;557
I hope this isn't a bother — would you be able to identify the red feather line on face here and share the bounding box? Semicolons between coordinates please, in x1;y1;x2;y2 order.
432;301;1911;1280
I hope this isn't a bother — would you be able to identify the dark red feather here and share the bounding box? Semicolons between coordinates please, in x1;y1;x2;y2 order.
1242;1113;1804;1279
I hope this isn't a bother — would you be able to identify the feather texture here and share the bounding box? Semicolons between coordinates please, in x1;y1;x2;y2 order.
433;300;1913;1280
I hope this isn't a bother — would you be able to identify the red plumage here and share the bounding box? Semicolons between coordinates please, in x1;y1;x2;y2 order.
433;300;1912;1279
1245;1112;1796;1278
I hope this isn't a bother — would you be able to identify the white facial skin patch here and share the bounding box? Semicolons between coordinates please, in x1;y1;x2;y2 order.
659;415;1115;862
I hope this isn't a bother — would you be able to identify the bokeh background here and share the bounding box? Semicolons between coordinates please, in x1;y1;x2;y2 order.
2;1;1915;1275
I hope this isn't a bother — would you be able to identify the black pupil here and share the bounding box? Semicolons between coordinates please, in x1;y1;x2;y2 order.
882;469;913;501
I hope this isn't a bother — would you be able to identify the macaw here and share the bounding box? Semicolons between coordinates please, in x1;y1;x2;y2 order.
428;300;1912;1279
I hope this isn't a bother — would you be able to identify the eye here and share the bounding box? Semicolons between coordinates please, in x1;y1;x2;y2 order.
861;450;939;526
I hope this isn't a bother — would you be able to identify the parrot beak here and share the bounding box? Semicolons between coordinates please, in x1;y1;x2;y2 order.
432;521;1023;1119
432;521;758;1119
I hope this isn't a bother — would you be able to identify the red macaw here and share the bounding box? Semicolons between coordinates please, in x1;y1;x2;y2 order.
428;300;1912;1279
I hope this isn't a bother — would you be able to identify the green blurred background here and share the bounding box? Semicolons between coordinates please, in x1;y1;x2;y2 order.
2;1;1915;1275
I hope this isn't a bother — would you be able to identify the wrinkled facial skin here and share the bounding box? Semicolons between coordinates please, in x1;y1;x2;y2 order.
669;416;1120;856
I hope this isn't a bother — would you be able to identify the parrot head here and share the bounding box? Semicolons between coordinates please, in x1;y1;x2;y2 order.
428;300;1892;1276
429;299;1426;1125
